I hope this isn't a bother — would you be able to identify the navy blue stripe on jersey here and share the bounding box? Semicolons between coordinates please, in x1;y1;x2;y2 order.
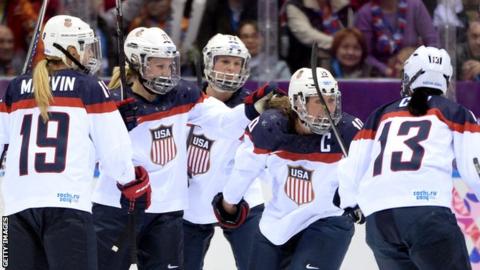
4;70;116;113
224;87;251;108
356;96;480;141
7;97;116;114
247;109;358;162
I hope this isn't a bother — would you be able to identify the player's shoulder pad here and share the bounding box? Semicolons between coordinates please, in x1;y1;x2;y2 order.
173;79;203;104
246;109;290;151
337;112;364;146
225;87;251;107
429;95;478;125
81;76;112;105
362;99;400;131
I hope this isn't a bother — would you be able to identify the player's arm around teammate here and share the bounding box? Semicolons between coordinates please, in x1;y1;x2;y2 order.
216;68;363;270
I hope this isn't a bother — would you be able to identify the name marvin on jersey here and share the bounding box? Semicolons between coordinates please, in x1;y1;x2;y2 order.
20;77;76;94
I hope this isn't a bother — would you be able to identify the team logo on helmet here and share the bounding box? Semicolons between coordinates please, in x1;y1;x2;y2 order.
135;29;144;37
187;133;214;176
284;165;315;205
64;18;72;28
150;125;177;166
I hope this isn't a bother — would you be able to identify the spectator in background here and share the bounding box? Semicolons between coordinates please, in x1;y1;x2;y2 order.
285;0;351;72
0;25;22;76
194;0;257;52
355;0;439;77
328;27;370;78
386;46;415;78
457;20;480;81
129;0;173;32
238;20;291;81
350;0;369;11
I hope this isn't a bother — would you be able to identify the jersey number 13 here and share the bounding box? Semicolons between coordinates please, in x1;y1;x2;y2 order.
373;120;431;176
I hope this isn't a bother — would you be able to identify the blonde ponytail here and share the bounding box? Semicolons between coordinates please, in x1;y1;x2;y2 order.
33;59;53;122
108;65;134;89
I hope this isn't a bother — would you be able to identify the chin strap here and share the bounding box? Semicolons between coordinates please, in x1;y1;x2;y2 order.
53;43;90;74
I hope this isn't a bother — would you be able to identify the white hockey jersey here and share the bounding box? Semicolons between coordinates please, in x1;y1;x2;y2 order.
92;80;251;213
223;109;362;245
183;87;264;224
0;70;135;216
338;96;480;216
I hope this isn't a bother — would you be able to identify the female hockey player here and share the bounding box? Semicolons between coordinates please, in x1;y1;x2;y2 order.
215;67;363;269
92;27;272;270
0;15;149;270
183;34;265;270
338;46;478;270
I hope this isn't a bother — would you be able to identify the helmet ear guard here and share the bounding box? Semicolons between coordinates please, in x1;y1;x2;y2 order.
203;34;251;92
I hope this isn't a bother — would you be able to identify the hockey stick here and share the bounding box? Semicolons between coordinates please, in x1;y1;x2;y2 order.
474;158;480;178
310;42;348;157
116;0;128;100
22;0;49;74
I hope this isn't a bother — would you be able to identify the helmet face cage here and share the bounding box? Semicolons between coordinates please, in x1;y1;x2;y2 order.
203;34;251;92
78;37;102;74
292;91;342;135
139;54;180;95
124;27;180;95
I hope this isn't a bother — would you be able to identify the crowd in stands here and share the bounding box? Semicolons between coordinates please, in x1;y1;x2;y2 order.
1;0;479;81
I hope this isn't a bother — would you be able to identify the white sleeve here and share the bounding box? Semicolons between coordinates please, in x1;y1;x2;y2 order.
338;132;375;209
188;96;250;140
453;114;480;196
89;111;135;185
84;82;135;185
223;135;267;204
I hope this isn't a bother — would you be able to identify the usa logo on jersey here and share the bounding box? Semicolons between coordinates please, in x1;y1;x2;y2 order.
284;165;315;205
187;134;214;176
150;125;177;166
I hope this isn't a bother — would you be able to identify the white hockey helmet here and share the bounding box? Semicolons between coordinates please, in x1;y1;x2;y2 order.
124;27;180;95
42;15;101;74
203;34;251;92
288;68;342;135
401;45;452;96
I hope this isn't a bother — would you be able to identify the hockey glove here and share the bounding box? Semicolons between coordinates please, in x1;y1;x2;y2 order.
343;205;365;224
117;166;151;213
212;192;249;229
244;83;279;120
116;97;138;131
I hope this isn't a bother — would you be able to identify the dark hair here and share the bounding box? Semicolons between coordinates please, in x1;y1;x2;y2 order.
407;87;443;116
237;19;259;36
330;27;368;64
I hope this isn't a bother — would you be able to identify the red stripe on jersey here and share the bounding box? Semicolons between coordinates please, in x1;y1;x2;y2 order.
353;129;376;140
0;103;10;113
11;97;84;112
85;101;117;113
275;151;342;163
378;109;480;133
137;103;193;124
